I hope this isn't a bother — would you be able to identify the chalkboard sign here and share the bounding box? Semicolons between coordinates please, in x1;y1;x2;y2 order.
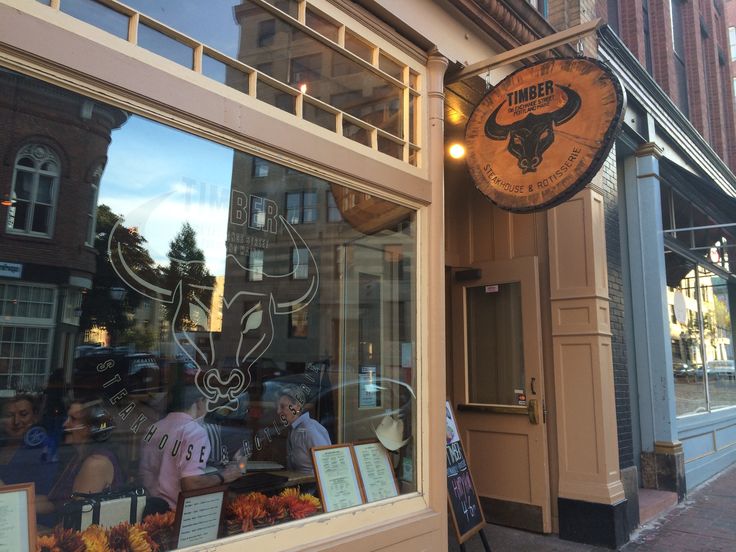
446;401;485;543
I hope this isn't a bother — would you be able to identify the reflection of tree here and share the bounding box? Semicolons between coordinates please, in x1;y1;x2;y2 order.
80;205;160;344
714;295;731;332
162;223;215;331
120;326;156;351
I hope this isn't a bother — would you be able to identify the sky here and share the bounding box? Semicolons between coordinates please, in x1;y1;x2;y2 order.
100;115;235;275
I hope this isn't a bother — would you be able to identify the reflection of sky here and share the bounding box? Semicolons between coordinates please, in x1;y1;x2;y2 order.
100;116;234;275
123;0;242;57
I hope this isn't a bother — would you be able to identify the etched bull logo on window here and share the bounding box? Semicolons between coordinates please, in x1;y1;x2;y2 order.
108;195;318;412
484;85;581;174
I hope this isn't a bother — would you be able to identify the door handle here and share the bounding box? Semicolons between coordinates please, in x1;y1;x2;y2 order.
527;399;540;425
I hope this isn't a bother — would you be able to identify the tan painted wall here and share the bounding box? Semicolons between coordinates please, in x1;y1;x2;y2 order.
445;163;625;528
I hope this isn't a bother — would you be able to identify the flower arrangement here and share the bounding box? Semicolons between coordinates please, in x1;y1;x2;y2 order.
225;488;321;533
35;489;320;551
36;512;174;552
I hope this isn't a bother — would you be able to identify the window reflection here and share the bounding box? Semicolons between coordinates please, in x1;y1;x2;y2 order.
667;250;735;416
0;68;416;546
39;0;417;162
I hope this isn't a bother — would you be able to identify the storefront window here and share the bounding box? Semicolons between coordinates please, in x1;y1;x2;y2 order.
667;250;735;416
0;69;417;549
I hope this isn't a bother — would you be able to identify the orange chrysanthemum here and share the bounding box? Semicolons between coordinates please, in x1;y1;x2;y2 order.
107;522;153;552
141;511;174;551
36;534;60;552
81;525;110;552
52;527;86;552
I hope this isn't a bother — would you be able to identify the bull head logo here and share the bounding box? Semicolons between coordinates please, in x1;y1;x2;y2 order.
108;194;319;412
484;85;581;174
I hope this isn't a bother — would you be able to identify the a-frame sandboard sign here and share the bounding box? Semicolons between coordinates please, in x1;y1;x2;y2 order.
446;401;491;551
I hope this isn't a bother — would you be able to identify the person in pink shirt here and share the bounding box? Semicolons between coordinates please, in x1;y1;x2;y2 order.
139;386;241;509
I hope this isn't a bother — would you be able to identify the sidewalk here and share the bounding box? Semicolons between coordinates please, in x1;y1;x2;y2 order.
449;461;736;551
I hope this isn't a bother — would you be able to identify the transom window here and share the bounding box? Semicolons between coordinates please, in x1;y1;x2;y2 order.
37;0;422;166
6;144;60;236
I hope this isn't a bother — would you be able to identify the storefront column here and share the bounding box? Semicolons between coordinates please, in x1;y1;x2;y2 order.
548;184;628;548
426;48;449;535
623;144;685;499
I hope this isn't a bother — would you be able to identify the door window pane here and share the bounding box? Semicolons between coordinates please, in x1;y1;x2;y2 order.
466;282;524;405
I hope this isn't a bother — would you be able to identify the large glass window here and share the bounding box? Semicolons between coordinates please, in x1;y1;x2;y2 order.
667;251;735;416
0;69;417;549
663;183;736;417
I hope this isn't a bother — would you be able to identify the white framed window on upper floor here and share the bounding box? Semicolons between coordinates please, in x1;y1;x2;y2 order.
6;144;60;237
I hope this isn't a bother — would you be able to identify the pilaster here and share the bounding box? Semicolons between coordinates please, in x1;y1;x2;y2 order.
548;184;628;547
623;144;684;498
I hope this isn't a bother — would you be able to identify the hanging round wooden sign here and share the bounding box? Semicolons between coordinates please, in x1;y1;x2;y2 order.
465;57;625;212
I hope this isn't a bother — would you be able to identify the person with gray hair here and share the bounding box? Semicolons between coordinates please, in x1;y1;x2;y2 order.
276;384;330;473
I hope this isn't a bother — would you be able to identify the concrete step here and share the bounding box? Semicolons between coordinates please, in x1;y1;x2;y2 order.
639;488;678;524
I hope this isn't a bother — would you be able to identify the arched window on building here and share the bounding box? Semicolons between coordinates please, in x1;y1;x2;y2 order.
6;143;60;236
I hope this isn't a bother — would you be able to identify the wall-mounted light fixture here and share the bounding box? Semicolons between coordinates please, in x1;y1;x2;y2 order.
448;143;466;159
1;194;14;207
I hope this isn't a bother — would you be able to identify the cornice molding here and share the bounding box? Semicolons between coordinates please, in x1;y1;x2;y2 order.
447;0;576;57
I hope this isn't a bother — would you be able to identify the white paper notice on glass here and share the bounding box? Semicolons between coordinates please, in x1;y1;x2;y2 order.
359;366;378;409
312;446;364;512
0;488;30;552
353;442;399;503
176;490;224;549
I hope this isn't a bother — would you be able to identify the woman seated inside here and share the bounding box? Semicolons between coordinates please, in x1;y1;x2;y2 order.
37;398;124;516
0;394;58;493
276;385;331;473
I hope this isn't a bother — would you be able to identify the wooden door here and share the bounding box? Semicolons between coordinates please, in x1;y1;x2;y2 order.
451;256;551;533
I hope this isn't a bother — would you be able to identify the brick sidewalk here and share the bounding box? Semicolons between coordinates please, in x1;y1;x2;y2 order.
622;462;736;551
449;462;736;551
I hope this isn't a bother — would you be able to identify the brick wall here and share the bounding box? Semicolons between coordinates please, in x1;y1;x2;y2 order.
0;71;122;279
600;146;634;469
649;0;677;99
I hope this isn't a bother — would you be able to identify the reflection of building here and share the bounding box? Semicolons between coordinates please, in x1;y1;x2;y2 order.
669;272;733;375
0;69;126;391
